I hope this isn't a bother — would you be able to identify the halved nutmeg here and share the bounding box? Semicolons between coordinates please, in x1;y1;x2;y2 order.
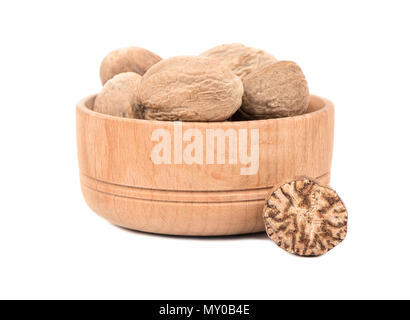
263;177;348;256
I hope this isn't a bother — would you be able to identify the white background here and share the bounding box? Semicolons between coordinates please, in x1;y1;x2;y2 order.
0;0;409;299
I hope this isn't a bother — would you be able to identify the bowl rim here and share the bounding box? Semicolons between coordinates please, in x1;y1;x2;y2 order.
76;94;334;126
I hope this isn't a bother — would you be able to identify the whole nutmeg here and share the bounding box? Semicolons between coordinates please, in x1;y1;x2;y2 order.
100;47;161;85
94;72;142;118
138;56;244;121
241;61;310;119
201;43;277;79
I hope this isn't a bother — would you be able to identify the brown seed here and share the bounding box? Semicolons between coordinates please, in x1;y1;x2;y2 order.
201;43;277;79
138;56;244;121
100;47;161;85
94;72;142;118
242;61;310;119
263;177;348;256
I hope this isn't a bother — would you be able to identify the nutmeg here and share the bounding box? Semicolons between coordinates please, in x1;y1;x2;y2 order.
138;56;244;121
100;47;161;85
201;43;277;80
94;72;142;118
263;177;348;256
242;61;310;119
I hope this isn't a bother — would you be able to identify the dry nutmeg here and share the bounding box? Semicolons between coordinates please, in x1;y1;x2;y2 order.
201;43;277;79
138;56;244;121
241;61;310;119
263;177;348;257
100;47;161;85
94;72;142;118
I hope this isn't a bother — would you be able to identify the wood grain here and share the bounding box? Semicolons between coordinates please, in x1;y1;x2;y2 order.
76;95;334;236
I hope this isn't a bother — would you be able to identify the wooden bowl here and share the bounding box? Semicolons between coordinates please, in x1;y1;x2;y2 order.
77;95;334;236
